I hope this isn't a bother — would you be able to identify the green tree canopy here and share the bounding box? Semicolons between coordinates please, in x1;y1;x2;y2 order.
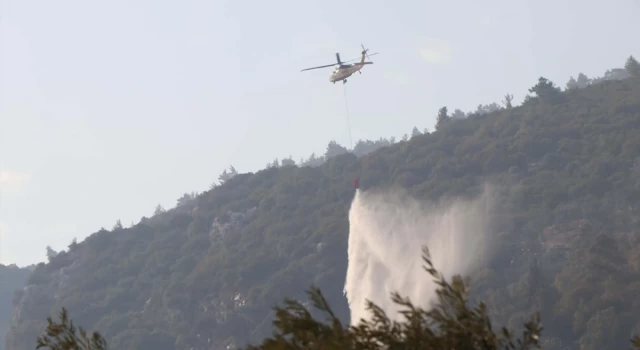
528;77;563;103
625;55;640;78
435;106;450;130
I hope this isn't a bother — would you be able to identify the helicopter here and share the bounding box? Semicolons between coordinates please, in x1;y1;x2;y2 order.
301;44;378;84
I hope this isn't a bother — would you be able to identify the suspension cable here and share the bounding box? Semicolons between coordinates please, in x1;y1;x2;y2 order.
343;84;353;151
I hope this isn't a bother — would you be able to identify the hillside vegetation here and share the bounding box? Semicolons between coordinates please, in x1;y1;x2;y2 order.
4;56;640;350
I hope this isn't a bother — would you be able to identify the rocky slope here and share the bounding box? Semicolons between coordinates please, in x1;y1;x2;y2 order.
0;265;32;350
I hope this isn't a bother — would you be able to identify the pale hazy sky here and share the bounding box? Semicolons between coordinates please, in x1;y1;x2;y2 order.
1;0;639;266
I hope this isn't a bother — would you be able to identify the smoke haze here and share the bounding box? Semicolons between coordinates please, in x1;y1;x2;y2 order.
343;185;496;325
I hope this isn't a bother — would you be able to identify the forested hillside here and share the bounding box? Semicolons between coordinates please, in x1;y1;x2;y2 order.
0;265;31;350
4;56;640;350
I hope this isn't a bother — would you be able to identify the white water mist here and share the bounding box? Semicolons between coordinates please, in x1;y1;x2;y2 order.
343;185;496;325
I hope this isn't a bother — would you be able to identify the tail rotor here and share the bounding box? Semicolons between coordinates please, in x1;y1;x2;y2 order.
360;44;379;61
361;44;371;60
358;44;378;76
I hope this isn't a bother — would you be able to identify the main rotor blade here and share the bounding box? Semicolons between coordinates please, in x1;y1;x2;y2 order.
343;52;379;63
300;63;336;72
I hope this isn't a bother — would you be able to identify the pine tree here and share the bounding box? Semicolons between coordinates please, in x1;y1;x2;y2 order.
503;93;514;109
325;141;349;159
154;204;165;216
528;77;562;103
46;246;58;261
576;73;591;88
36;308;107;350
625;55;640;78
565;76;578;90
435;106;450;131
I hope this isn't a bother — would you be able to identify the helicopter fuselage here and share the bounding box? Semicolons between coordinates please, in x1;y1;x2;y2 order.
330;63;368;84
300;46;376;84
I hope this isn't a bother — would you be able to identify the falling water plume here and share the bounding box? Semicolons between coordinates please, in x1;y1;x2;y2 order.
344;185;496;325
